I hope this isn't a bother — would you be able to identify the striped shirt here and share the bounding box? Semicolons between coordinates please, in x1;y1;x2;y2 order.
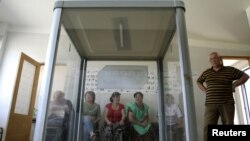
197;66;244;105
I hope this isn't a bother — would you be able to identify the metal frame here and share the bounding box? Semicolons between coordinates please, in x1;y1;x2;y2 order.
54;0;185;9
33;8;62;141
76;59;87;141
33;1;198;141
176;7;198;141
157;59;166;141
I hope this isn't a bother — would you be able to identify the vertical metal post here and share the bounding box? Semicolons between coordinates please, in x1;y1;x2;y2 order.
175;7;198;141
76;59;87;141
33;8;62;141
157;60;166;141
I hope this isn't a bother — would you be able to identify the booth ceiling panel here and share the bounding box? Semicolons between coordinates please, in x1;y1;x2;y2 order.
62;8;175;60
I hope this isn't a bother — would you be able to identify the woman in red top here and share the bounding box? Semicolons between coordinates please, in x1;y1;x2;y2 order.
102;92;129;141
104;92;125;125
101;92;125;141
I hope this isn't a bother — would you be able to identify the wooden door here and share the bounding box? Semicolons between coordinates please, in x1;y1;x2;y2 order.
5;53;40;141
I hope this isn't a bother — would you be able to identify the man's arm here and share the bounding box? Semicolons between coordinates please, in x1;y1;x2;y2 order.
233;73;249;89
197;81;206;92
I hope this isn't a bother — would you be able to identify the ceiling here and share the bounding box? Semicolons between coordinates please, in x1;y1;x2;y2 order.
0;0;250;45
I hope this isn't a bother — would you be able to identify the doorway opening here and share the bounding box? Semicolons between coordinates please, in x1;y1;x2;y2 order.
222;56;250;124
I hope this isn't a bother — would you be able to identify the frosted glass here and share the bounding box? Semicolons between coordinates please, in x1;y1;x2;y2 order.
97;65;148;89
14;61;36;115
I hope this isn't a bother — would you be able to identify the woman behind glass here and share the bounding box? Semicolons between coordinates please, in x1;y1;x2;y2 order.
102;92;126;141
165;94;183;141
47;91;72;141
104;92;125;126
126;92;155;141
48;91;70;125
82;91;101;141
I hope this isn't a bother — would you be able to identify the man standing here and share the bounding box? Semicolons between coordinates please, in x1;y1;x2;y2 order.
197;52;249;141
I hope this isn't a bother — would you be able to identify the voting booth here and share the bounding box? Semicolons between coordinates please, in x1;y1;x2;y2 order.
33;1;197;141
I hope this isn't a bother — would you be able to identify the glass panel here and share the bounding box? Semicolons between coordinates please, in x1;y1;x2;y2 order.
162;33;186;141
45;25;82;141
15;61;36;115
83;61;159;141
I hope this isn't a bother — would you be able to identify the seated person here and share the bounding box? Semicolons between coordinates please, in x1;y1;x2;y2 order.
48;90;70;126
82;91;101;141
102;92;126;140
165;94;183;141
125;92;155;141
47;90;72;141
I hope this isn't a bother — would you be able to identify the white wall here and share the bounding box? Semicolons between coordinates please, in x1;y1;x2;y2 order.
189;40;250;141
0;32;49;139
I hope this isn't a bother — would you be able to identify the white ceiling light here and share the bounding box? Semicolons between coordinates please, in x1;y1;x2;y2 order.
246;6;250;28
113;17;131;50
119;23;124;48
